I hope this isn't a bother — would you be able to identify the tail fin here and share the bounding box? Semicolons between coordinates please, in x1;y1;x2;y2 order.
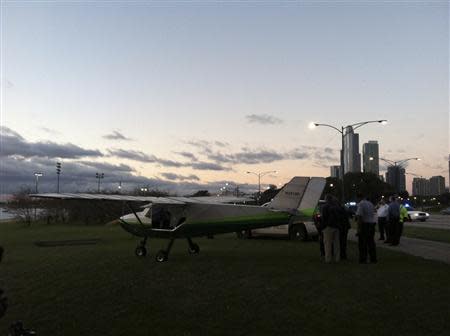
297;177;326;217
268;177;309;210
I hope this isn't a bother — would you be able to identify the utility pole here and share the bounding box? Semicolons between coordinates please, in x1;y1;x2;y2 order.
56;162;61;193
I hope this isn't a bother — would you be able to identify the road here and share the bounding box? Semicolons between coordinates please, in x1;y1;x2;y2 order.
405;214;450;230
348;229;450;264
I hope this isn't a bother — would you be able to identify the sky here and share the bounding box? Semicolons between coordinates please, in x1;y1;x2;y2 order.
0;0;448;195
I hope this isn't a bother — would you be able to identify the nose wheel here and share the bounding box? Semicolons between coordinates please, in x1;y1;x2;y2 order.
187;238;200;255
135;245;147;257
135;237;148;257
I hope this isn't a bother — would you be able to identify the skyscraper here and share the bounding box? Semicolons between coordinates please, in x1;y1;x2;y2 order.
429;176;446;195
362;141;379;176
386;166;406;193
412;178;429;196
330;165;341;178
343;126;361;174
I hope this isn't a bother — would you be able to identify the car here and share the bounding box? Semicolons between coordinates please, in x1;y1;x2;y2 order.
407;209;430;222
440;207;450;215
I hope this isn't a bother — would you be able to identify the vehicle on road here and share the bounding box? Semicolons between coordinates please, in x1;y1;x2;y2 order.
440;207;450;215
407;209;430;222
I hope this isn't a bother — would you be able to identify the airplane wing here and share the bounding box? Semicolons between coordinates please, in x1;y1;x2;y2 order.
29;193;252;205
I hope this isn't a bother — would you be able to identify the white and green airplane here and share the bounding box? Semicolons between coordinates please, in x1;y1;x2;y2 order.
31;176;325;262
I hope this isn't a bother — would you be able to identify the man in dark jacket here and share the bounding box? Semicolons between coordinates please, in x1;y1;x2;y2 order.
321;195;341;263
337;204;351;260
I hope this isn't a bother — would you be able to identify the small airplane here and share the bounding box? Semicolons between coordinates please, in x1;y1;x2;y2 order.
31;176;325;262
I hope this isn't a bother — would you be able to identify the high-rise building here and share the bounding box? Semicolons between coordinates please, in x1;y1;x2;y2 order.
386;166;406;193
412;178;430;196
343;126;361;174
362;141;379;176
429;176;446;195
330;165;341;178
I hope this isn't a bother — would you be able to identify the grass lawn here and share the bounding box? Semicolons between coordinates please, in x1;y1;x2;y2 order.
402;226;450;244
0;221;449;336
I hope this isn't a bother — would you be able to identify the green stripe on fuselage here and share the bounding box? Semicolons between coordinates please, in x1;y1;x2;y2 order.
120;211;292;238
176;211;291;237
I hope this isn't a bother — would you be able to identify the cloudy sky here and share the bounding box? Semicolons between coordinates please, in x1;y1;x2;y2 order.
0;1;448;195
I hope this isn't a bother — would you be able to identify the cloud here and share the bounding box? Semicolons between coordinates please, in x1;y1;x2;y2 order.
206;147;312;165
40;127;61;135
109;148;230;171
174;151;198;161
191;162;231;171
160;173;200;181
0;126;103;159
245;114;283;125
102;130;133;141
107;149;157;162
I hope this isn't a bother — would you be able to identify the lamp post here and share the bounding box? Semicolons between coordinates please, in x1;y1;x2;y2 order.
225;182;240;197
96;173;104;193
34;172;43;193
246;170;277;204
310;120;387;202
56;162;61;193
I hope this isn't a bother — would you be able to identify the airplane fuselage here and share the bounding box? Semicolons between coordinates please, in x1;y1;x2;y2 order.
119;203;293;239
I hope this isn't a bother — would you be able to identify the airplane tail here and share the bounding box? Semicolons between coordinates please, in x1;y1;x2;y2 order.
268;177;309;211
297;177;326;217
268;176;326;213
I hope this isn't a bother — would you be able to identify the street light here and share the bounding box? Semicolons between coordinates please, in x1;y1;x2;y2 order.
310;119;387;202
246;170;277;204
224;182;240;197
34;172;43;193
96;173;104;193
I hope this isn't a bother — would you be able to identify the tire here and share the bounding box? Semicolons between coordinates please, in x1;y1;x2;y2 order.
236;229;252;239
290;224;308;241
188;243;200;255
155;250;168;262
135;246;147;257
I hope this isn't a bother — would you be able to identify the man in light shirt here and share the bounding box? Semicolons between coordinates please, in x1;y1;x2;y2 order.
356;193;377;264
376;200;389;241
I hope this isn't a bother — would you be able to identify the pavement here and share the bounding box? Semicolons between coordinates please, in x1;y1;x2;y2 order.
348;229;450;265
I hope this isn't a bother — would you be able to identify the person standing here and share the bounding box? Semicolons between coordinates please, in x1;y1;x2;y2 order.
321;195;341;263
395;203;409;245
337;202;350;260
387;197;401;246
376;200;389;240
355;193;377;264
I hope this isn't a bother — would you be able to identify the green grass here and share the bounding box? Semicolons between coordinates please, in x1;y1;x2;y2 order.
402;226;450;244
0;221;449;336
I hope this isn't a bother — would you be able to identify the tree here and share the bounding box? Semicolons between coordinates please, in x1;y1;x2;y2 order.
342;172;395;203
190;190;211;197
259;185;280;205
5;187;35;225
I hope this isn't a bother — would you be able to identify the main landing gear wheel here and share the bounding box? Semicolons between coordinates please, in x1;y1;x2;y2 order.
135;246;147;257
290;224;308;241
155;250;168;262
188;243;200;255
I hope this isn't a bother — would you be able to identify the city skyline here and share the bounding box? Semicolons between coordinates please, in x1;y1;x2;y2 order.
1;2;448;194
